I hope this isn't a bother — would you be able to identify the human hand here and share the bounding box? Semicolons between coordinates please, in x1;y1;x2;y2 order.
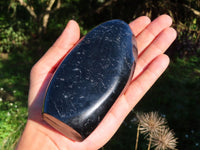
16;14;177;150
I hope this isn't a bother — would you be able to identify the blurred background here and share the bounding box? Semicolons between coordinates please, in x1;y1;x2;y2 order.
0;0;199;149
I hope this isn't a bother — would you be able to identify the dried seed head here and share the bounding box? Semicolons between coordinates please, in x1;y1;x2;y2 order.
151;128;178;150
136;112;167;136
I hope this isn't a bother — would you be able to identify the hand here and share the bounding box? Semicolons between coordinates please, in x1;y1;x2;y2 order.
16;14;177;150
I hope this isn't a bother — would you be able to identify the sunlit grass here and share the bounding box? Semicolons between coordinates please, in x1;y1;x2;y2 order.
0;99;27;149
0;51;31;150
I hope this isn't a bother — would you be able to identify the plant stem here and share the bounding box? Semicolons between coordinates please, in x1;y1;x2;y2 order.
147;134;152;150
135;123;140;150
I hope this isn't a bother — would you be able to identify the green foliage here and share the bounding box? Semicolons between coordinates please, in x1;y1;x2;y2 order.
0;22;29;53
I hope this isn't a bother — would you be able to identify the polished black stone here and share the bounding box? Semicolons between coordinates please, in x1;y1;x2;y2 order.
42;19;138;141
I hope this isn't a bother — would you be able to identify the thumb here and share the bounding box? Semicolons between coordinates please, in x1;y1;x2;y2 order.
32;20;80;75
29;20;80;105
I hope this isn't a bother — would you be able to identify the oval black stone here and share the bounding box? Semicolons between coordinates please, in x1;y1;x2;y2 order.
42;19;138;141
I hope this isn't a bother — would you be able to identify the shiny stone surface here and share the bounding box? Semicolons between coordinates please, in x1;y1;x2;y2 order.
43;19;138;141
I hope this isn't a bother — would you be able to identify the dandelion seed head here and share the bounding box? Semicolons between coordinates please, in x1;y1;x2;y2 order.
151;128;177;150
136;112;167;136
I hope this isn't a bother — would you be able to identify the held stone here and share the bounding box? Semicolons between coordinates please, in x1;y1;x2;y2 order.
42;19;138;141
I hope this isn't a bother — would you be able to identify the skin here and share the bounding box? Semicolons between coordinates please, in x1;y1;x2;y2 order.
16;14;177;150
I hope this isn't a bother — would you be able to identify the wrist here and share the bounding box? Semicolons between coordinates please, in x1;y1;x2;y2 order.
16;120;59;150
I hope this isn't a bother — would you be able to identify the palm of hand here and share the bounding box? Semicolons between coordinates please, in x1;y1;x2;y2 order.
24;15;176;150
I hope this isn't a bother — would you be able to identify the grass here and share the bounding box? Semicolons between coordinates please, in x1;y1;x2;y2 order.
0;100;27;149
0;50;31;149
0;45;200;149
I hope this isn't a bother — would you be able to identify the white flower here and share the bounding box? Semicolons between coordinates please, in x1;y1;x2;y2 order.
7;112;11;116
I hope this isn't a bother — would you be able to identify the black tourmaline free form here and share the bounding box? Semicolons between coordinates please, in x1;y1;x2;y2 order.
43;19;138;141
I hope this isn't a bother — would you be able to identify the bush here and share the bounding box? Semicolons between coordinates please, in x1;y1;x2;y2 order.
0;22;29;53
